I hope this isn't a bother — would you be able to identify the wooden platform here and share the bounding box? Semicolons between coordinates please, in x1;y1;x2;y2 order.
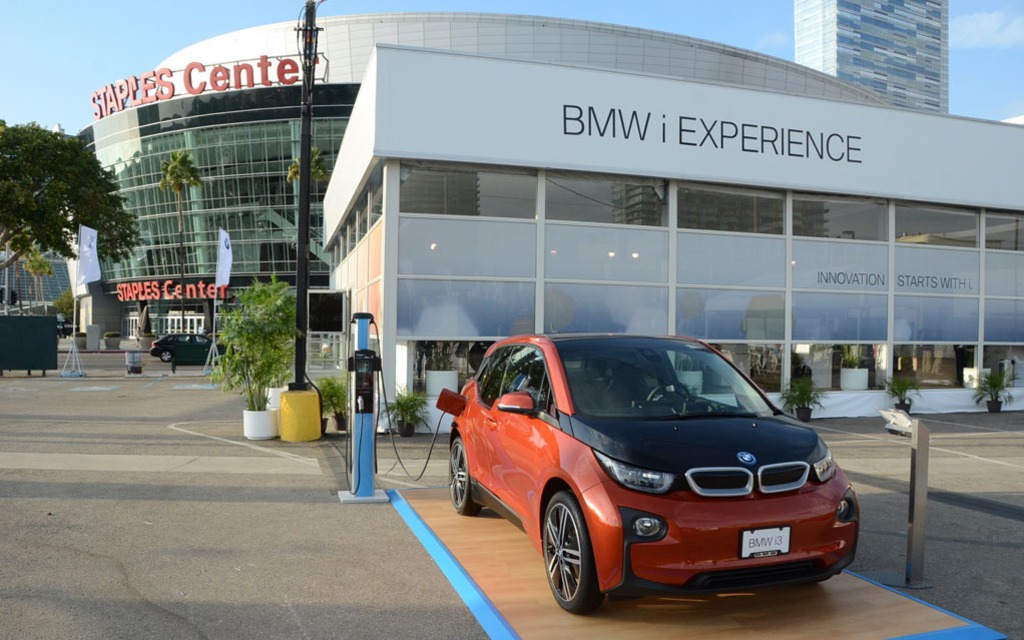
394;488;1004;640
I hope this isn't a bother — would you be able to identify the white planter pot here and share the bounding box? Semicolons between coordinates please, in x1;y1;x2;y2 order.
426;370;458;397
840;368;869;391
266;386;288;409
243;409;279;440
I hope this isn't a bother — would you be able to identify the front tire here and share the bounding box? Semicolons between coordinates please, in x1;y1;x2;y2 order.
543;491;604;614
449;435;481;516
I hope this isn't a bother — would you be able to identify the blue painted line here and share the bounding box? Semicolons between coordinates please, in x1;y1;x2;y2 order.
847;572;1006;640
388;490;519;640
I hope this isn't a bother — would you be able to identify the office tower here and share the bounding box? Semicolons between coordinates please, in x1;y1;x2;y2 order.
795;0;948;112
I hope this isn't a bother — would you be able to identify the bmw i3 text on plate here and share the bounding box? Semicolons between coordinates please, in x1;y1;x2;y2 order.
446;334;858;614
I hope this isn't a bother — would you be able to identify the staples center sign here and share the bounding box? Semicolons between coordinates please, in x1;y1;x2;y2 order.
116;279;228;302
91;55;301;121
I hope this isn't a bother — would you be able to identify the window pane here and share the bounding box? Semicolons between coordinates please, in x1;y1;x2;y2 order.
986;211;1024;251
397;280;535;337
678;233;785;287
793;194;888;241
399;163;537;218
894;344;975;388
894;245;979;294
790;343;885;391
984;299;1024;343
678;183;783;234
895;203;978;247
546;224;667;282
792;292;888;341
545;284;667;333
792;239;888;291
546;173;665;226
398;218;536;277
678;289;784;340
894;295;979;342
985;252;1024;297
981;346;1024;389
710;343;783;392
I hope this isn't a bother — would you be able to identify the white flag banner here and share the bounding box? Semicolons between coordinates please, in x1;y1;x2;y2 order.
215;228;233;288
76;225;101;287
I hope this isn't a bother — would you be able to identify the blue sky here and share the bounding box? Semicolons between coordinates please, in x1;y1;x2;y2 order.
2;1;1023;133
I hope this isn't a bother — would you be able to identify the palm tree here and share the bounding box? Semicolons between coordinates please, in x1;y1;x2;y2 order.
159;151;202;327
286;147;328;184
23;247;53;313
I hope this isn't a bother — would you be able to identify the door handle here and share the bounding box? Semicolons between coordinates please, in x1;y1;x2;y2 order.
484;416;498;429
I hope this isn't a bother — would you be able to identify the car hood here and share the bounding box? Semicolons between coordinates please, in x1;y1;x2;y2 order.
568;413;823;471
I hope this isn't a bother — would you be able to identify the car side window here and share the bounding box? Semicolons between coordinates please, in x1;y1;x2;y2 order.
501;346;554;415
478;347;513;407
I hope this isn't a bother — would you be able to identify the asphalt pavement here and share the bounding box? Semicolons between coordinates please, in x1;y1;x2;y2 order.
0;346;1021;639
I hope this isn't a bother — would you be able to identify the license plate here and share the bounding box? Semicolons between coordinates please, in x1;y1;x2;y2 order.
741;526;791;559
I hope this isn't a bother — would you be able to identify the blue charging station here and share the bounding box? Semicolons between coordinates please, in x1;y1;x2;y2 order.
338;312;389;504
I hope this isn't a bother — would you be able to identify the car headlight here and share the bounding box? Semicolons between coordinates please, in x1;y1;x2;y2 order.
812;447;835;483
594;450;675;494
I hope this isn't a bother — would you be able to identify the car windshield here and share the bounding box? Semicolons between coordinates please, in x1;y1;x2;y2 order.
556;337;775;419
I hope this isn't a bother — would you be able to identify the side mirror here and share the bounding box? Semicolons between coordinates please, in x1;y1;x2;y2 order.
496;391;535;414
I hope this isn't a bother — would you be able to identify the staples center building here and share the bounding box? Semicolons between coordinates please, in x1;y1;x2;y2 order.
83;13;1024;417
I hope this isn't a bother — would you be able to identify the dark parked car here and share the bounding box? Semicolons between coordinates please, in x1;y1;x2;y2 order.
447;334;858;614
149;333;222;363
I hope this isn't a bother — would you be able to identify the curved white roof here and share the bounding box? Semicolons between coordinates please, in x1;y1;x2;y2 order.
159;12;885;106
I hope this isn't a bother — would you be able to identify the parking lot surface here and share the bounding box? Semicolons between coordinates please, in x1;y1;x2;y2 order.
0;349;1020;639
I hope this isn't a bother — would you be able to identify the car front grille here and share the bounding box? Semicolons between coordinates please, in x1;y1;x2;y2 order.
685;462;810;497
685;561;818;591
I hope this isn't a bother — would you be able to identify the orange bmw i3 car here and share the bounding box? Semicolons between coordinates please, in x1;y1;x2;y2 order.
446;334;858;614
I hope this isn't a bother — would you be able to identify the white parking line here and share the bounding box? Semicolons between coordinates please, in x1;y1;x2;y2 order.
167;423;317;465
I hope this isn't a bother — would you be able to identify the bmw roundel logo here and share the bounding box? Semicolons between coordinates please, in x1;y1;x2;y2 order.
737;451;757;465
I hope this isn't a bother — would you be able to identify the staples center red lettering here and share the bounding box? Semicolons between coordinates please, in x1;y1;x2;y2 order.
184;61;206;95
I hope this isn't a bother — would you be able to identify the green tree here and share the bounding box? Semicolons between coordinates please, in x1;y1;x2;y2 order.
0;120;138;273
54;287;74;319
158;150;202;326
23;246;53;312
286;147;329;184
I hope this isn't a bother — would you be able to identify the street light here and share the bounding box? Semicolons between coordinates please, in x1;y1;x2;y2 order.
291;0;325;391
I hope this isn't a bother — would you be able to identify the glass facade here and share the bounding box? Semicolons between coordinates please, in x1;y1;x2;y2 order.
82;85;355;335
335;160;1024;396
795;0;949;112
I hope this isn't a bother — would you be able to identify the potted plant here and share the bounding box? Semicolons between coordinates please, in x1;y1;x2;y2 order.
212;276;296;439
883;375;920;412
425;341;459;397
387;387;428;437
138;331;156;351
73;331;87;350
972;369;1014;413
319;375;349;432
103;331;121;350
779;376;826;422
839;345;868;391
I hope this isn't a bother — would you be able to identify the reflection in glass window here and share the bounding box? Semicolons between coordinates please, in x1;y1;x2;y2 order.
894;344;975;388
984;299;1024;343
894;295;978;342
546;224;667;282
793;193;887;240
790;343;885;391
545;284;667;334
678;233;785;287
895;203;978;247
711;343;784;392
546;172;666;226
398;162;536;218
981;346;1024;389
985;210;1024;251
397;280;535;337
678;183;783;234
398;218;536;277
792;292;887;341
677;289;784;340
985;252;1024;297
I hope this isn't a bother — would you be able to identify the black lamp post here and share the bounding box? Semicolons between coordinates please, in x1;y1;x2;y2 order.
291;0;323;391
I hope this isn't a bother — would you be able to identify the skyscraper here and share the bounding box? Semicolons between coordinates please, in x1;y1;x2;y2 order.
795;0;948;112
